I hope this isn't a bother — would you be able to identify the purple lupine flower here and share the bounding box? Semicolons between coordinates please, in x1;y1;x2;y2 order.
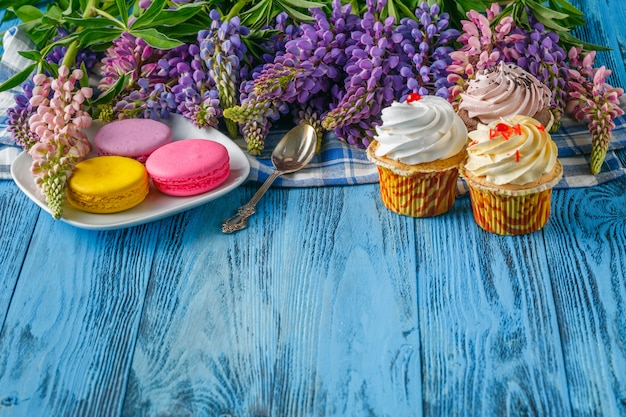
198;10;251;137
6;83;40;151
225;0;357;153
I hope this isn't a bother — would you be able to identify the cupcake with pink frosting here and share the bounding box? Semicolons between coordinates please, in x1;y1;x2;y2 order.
457;61;553;131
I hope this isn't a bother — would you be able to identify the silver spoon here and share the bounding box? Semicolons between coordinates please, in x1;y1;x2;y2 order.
222;123;317;233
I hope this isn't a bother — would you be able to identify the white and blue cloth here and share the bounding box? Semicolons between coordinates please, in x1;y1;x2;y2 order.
245;99;626;191
2;21;626;191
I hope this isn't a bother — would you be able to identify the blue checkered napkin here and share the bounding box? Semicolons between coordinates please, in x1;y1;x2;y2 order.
248;98;626;192
242;129;379;187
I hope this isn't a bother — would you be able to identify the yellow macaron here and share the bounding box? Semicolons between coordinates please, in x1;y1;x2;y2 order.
67;156;149;214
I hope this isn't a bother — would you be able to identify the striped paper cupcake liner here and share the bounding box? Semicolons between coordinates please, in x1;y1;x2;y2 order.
466;186;554;235
376;165;459;218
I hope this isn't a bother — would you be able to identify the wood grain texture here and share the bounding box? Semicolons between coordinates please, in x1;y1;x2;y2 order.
569;0;626;89
546;176;626;417
0;0;625;415
0;218;161;416
122;184;422;417
0;182;39;326
414;196;572;416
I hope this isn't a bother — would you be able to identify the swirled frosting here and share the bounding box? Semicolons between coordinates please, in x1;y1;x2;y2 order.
464;115;558;185
459;62;551;124
374;95;467;164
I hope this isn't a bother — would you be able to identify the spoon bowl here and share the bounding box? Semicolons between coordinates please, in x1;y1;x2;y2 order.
271;123;317;173
222;123;317;233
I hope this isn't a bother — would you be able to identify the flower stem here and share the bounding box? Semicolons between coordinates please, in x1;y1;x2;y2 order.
224;0;250;21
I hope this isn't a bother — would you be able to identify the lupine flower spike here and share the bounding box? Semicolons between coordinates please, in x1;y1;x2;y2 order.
27;66;93;219
567;47;624;174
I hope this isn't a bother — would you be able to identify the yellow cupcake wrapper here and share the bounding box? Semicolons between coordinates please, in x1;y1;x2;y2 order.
467;186;554;235
459;161;563;235
376;165;459;218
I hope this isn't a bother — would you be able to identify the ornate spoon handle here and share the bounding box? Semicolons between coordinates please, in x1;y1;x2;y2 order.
222;170;282;233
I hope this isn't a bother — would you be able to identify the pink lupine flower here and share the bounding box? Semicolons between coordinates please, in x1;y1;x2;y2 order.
566;47;624;174
26;65;93;219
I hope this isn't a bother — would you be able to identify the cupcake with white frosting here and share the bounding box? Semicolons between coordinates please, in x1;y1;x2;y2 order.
460;115;563;235
458;61;553;131
366;94;467;217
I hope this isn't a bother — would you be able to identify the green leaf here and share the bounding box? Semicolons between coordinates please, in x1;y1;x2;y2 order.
558;31;611;52
392;1;419;20
0;63;37;93
129;28;183;49
146;4;206;28
77;27;124;48
12;5;44;22
17;22;56;48
93;72;130;106
241;1;273;28
157;23;208;40
63;0;82;16
44;4;64;20
383;0;397;21
525;0;570;21
131;0;167;29
39;34;78;58
0;0;40;11
547;0;585;26
64;16;126;29
40;60;58;78
17;49;43;62
548;0;585;17
278;2;316;22
115;0;129;25
280;0;326;8
79;61;89;88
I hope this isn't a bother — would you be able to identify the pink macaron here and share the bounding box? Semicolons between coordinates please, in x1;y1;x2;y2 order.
94;118;173;163
145;139;230;196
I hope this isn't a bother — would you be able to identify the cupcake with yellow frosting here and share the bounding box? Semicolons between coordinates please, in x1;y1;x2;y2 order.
458;62;553;131
460;115;563;235
366;94;467;217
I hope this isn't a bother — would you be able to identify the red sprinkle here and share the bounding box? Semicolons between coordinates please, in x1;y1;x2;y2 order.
469;140;479;147
406;93;422;103
489;122;521;140
536;123;545;131
515;150;521;162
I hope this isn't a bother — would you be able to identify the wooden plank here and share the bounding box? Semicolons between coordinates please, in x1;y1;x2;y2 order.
0;182;40;325
545;176;626;417
569;0;626;89
122;184;423;416
415;196;572;416
0;217;161;416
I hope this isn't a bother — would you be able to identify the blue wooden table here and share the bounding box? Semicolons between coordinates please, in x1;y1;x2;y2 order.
1;1;625;416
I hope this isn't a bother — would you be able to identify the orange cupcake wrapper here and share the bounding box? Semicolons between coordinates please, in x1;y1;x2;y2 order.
467;187;554;235
376;165;459;217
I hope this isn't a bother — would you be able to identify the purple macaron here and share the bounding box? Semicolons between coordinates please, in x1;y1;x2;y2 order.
94;118;173;163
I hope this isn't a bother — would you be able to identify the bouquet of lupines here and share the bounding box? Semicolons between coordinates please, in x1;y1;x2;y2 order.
224;0;359;154
1;0;624;219
227;0;459;152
